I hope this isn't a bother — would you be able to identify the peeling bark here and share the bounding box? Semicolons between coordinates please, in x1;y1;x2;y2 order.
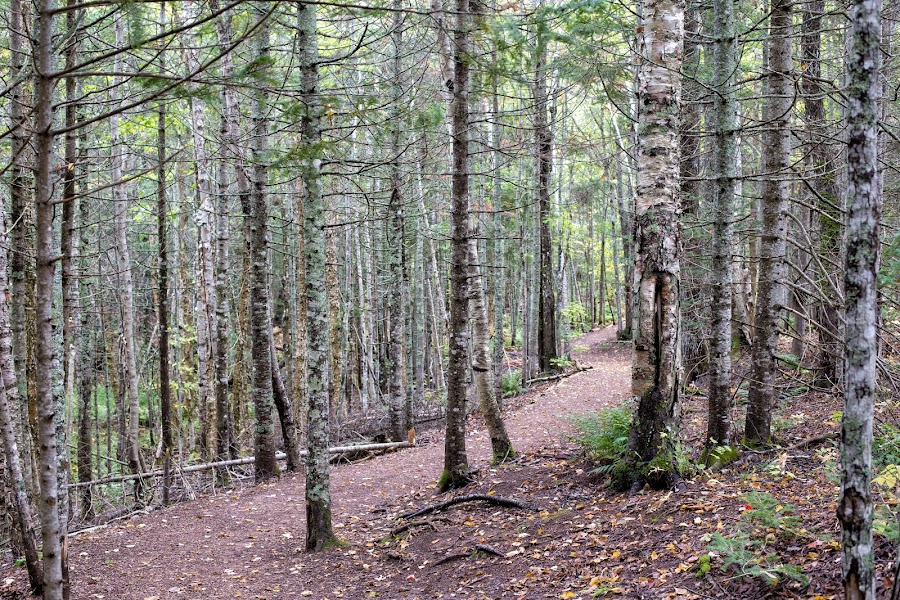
626;0;684;490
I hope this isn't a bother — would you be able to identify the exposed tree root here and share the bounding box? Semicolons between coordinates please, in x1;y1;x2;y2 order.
400;494;539;520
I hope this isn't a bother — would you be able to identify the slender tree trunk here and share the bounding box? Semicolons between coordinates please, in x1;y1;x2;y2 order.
33;1;67;595
468;234;514;462
111;15;144;493
0;224;42;595
441;0;473;492
745;0;792;447
182;1;219;460
214;171;236;463
801;0;843;389
60;2;80;518
9;0;39;513
298;0;336;550
534;29;558;373
490;58;506;407
245;5;278;482
839;0;881;594
270;326;301;471
626;0;684;491
157;7;173;502
386;1;408;441
77;195;94;520
705;0;737;451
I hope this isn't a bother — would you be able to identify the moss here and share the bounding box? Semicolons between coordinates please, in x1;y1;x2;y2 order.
321;537;349;551
609;459;633;492
696;553;711;577
643;453;675;489
436;469;451;491
492;447;516;465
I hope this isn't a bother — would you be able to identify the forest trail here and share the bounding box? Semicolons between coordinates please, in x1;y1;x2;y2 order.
67;326;630;600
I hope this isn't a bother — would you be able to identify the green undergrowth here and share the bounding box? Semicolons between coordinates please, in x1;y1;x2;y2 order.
704;491;809;587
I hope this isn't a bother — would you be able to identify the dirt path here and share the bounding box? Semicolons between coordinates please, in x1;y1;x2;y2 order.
64;326;629;600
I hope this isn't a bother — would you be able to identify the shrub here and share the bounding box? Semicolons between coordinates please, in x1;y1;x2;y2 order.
501;369;523;397
570;407;631;465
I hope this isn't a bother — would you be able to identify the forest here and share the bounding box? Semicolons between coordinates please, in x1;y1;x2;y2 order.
0;0;897;597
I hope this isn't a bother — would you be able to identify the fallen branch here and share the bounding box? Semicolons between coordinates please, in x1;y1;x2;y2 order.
400;494;539;520
525;364;592;386
782;431;838;453
68;440;414;489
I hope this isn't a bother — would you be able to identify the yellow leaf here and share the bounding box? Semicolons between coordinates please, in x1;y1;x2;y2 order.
559;593;576;599
875;465;900;488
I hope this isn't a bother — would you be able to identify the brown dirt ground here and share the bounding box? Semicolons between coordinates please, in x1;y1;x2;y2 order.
2;328;896;599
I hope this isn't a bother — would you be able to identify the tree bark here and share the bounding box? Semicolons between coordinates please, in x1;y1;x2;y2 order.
626;0;684;490
441;0;474;492
0;223;42;596
801;0;843;389
111;15;144;495
745;0;792;447
534;27;558;374
839;0;881;594
386;1;408;442
246;5;278;482
181;1;219;460
33;0;68;595
705;0;737;451
297;0;337;550
468;234;514;462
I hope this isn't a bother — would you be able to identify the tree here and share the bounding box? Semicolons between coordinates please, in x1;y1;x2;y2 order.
386;0;408;442
246;4;278;482
0;224;42;595
297;0;337;550
533;12;559;374
441;0;474;492
625;0;684;491
705;0;738;453
32;0;68;595
838;0;882;593
745;0;793;448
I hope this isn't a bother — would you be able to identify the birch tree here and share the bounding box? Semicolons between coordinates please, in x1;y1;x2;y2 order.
625;0;685;491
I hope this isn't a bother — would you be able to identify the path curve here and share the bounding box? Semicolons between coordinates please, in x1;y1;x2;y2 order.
67;326;630;599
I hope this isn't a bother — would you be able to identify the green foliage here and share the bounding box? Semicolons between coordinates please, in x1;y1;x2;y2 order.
875;424;900;469
501;369;523;397
696;553;711;577
569;407;630;466
706;492;808;587
550;355;574;369
874;504;899;543
702;444;739;468
561;301;590;337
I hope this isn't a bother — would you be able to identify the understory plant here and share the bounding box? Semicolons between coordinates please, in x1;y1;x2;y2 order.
570;406;631;466
705;491;808;587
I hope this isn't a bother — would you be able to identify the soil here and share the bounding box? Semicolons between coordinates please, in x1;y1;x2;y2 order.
0;326;894;599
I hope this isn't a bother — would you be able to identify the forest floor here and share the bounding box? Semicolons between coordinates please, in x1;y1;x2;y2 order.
1;326;894;599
